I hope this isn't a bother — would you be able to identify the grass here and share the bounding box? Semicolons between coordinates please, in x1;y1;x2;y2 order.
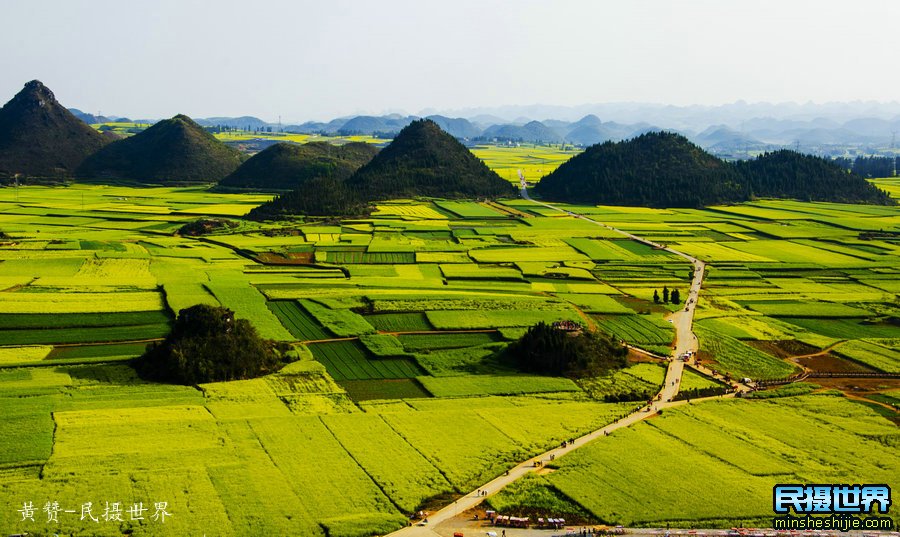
299;299;375;337
307;340;424;381
578;363;666;401
832;340;899;373
779;317;900;339
364;312;433;331
594;314;673;346
426;309;579;329
695;325;798;380
542;394;898;527
339;379;431;401
0;323;171;346
268;300;333;340
397;332;501;350
416;375;580;397
321;413;453;512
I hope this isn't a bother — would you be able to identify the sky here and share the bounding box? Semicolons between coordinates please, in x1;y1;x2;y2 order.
1;0;898;122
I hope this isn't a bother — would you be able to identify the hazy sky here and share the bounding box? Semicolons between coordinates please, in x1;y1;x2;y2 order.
1;0;897;122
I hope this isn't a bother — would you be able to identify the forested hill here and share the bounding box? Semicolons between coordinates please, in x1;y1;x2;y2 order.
77;114;243;184
534;132;748;207
735;150;894;205
0;80;110;179
345;119;515;199
217;141;378;191
534;132;894;207
249;119;515;219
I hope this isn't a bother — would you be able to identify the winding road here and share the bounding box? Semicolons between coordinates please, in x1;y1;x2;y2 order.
388;173;720;537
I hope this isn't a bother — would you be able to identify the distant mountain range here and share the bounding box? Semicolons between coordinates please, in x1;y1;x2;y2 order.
74;104;900;157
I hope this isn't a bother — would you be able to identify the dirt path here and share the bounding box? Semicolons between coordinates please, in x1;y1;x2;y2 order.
386;175;728;537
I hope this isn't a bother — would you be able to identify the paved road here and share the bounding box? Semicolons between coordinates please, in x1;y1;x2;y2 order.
387;176;719;537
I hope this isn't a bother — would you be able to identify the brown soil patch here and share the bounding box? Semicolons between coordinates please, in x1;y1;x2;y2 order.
255;251;313;264
812;377;900;393
747;339;820;359
796;353;876;373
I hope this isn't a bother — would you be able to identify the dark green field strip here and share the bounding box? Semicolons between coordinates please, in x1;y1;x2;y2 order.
339;379;431;401
79;240;127;251
594;314;673;345
397;332;502;351
780;317;900;340
46;342;149;361
322;250;416;264
308;340;425;381
0;324;171;346
365;312;434;332
0;398;53;464
267;301;333;340
0;311;171;330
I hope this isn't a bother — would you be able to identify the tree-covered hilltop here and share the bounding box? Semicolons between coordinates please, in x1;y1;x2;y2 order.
534;132;748;207
217;141;378;191
534;132;894;207
0;80;111;180
345;119;515;200
503;322;627;377
735;150;894;205
135;304;288;384
77;114;243;184
248;119;515;219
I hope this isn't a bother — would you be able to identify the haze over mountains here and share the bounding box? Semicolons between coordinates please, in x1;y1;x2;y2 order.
69;100;900;157
72;100;900;157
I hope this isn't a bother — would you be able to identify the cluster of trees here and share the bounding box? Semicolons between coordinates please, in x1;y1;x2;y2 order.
653;286;681;305
503;321;627;377
535;132;894;207
833;156;897;178
134;304;286;384
734;150;892;205
177;218;238;237
250;119;515;219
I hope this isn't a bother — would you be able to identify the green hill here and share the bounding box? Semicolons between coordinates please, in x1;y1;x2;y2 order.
0;80;110;180
345;119;515;199
736;150;893;205
250;119;515;219
535;132;748;207
218;141;378;191
77;114;242;184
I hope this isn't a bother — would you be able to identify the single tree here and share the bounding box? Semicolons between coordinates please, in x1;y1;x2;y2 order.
653;289;660;304
662;286;670;303
671;289;681;304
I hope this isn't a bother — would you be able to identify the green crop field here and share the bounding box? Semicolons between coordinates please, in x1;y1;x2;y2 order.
518;394;898;527
0;182;898;536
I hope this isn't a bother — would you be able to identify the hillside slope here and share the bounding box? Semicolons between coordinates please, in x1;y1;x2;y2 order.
77;114;242;184
0;80;110;179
